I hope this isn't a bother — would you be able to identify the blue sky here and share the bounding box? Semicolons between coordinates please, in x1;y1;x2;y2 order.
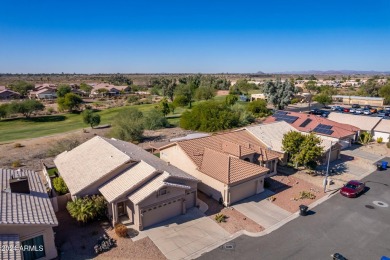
1;0;389;73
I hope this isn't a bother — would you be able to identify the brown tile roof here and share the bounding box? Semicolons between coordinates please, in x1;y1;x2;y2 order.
263;111;359;139
172;130;279;184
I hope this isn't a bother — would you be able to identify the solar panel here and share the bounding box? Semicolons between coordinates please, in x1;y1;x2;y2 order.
299;119;312;128
318;124;332;129
274;111;288;115
313;125;334;135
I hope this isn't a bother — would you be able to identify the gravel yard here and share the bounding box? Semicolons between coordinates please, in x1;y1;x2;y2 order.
266;174;326;213
198;192;264;234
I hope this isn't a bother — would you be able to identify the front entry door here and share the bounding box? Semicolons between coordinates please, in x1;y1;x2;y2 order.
117;202;126;216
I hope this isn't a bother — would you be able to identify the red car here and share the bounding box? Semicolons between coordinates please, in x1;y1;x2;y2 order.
340;180;365;198
343;108;350;113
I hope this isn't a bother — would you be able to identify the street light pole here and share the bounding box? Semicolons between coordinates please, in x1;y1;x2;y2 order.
324;141;332;193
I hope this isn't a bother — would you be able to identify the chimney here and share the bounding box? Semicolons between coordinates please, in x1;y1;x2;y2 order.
9;176;30;194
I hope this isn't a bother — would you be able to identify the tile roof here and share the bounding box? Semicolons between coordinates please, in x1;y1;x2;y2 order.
99;161;159;203
0;169;58;226
246;121;340;153
0;89;20;95
55;136;197;196
0;86;6;91
327;113;382;131
128;172;191;205
264;111;359;138
0;234;21;260
373;119;390;134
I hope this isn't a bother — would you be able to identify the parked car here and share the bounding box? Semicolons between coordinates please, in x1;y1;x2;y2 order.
385;106;390;111
355;108;364;114
331;105;343;111
364;105;377;113
343;107;350;113
377;110;390;117
335;106;344;112
349;108;356;113
363;109;371;115
340;180;365;198
351;104;361;109
309;109;329;117
370;108;377;113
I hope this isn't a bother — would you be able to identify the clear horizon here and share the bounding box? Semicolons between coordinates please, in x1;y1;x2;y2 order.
1;0;389;73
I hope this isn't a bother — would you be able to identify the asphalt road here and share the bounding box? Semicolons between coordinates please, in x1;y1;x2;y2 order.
199;159;390;260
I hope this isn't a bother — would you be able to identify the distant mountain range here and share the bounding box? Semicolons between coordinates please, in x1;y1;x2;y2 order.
267;70;390;75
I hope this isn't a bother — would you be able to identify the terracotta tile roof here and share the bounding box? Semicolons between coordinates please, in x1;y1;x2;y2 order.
263;111;359;139
199;148;268;184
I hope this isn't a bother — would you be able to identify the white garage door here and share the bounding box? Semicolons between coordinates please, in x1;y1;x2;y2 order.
141;198;182;228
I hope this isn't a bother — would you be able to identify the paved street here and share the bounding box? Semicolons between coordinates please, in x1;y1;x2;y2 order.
199;160;390;260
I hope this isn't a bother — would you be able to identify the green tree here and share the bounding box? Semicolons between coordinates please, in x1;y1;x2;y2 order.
234;79;253;95
225;94;238;106
157;98;170;116
110;108;144;142
0;104;10;118
79;83;93;94
379;83;390;104
57;93;83;112
82;109;101;128
195;85;216;101
304;80;318;109
9;100;45;118
169;102;177;114
8;81;34;96
56;84;72;98
175;84;194;107
150;86;160;95
313;93;332;106
143;109;169;130
172;95;187;107
247;100;270;116
263;78;296;110
53;177;69;195
294;133;323;168
282;131;306;166
161;79;177;101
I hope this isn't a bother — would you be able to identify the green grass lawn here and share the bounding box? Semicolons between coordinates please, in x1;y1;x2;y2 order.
46;167;58;177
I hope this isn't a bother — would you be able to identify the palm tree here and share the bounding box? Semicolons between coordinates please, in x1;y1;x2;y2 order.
66;198;95;223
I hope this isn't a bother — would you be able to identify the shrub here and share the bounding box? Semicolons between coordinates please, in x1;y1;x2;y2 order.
91;195;108;219
377;137;383;143
53;177;69;195
247;100;270;116
298;191;316;200
94;234;117;255
11;160;21;168
13;143;23;148
214;213;227;223
127;95;140;104
291;98;300;104
46;138;80;157
115;224;128;237
47;107;55;114
109;108;144;142
143;109;169;130
67;195;107;223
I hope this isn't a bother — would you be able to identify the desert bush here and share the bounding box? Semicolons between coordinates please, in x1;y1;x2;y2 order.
115;223;128;237
53;177;69;195
13;143;23;148
377;137;383;143
143;109;169;130
127;95;140;104
67;195;107;223
290;98;300;104
214;213;227;223
11;160;21;168
46;138;80;157
298;191;316;200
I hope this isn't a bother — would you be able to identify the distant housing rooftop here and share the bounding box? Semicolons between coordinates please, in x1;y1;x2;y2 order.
332;95;384;101
170;133;210;142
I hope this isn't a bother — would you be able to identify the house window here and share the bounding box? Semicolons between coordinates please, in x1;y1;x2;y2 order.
22;235;46;260
159;189;167;196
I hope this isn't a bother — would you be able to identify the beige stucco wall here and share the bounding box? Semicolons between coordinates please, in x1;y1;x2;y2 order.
0;225;57;260
161;145;226;201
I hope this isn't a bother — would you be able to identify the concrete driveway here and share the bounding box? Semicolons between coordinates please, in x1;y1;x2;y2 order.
134;208;229;260
233;190;292;229
341;145;384;162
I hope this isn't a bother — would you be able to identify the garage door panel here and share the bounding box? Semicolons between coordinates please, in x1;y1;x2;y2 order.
142;199;182;228
185;191;196;209
230;180;257;204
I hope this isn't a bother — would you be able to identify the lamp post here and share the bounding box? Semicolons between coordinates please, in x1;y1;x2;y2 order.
324;141;332;193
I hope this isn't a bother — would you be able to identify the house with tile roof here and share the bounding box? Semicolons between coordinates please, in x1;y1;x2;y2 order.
54;136;198;231
0;168;58;260
246;121;342;165
159;130;280;206
90;83;131;97
28;88;57;100
0;88;20;100
373;119;390;142
264;111;359;149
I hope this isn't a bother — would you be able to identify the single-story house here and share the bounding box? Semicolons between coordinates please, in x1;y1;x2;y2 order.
373;119;390;142
250;93;266;102
327;113;382;136
264;111;360;149
0;89;20;100
159;130;280;206
332;95;384;106
29;88;57;99
0;168;58;260
90;83;131;97
54;136;198;231
246;121;342;165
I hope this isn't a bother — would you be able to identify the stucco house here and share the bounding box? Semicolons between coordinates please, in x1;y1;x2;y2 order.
159;130;280;206
29;88;57;99
54;136;198;231
264;111;359;149
373;119;390;142
0;88;21;100
327;113;381;136
0;168;58;260
90;83;131;97
246;121;342;165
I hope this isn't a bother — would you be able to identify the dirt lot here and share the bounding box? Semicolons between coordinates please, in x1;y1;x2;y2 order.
198;192;264;234
55;211;166;260
266;174;325;213
0;127;191;172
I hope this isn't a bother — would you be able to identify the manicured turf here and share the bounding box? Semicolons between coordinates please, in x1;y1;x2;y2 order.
0;103;167;143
